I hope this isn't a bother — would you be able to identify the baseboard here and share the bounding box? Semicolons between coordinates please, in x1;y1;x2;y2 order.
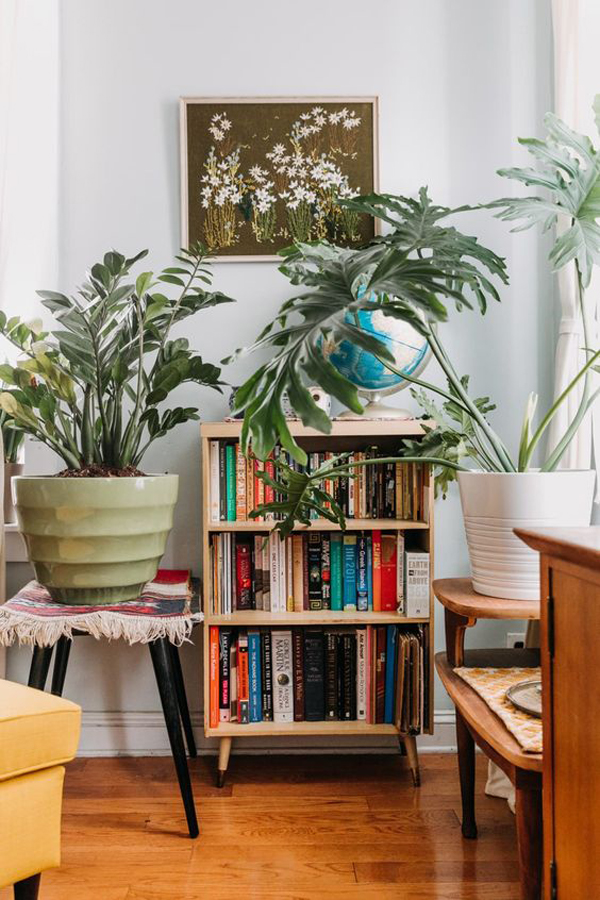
78;709;457;756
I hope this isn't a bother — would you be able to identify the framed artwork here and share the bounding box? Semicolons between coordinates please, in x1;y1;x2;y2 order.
180;96;379;261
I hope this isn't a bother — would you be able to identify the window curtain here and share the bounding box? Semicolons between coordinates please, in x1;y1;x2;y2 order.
0;0;59;678
0;0;59;325
546;0;600;472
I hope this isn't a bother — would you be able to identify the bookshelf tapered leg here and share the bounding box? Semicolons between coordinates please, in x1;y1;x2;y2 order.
217;737;232;788
400;735;420;787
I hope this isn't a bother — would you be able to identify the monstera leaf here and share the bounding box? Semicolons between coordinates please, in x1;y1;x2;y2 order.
227;190;508;465
491;101;600;287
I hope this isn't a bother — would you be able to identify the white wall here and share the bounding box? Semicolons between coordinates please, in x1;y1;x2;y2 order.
6;0;553;754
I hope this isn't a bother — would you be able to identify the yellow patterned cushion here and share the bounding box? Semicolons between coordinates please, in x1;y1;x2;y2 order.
0;679;80;781
454;666;542;753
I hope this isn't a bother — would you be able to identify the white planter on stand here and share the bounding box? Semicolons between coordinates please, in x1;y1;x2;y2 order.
457;470;595;600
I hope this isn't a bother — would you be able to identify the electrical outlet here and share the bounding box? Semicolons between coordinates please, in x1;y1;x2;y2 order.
506;632;526;649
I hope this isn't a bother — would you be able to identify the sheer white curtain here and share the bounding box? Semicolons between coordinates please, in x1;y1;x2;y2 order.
0;0;59;326
0;0;59;677
547;0;600;471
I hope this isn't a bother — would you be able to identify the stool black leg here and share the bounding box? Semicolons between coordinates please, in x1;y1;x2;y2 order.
50;636;72;696
28;647;54;690
149;638;199;839
168;643;197;758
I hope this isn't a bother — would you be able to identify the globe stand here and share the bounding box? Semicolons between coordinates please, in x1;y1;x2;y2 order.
337;392;413;421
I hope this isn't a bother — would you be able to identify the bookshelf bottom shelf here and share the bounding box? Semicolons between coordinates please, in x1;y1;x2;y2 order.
206;721;426;738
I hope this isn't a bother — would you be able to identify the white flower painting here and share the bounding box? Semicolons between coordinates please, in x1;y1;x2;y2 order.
182;98;377;259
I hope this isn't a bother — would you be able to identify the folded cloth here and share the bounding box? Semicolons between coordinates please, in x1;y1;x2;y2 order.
0;574;202;648
454;666;542;754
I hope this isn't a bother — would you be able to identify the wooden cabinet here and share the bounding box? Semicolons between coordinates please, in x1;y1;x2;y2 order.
517;527;600;900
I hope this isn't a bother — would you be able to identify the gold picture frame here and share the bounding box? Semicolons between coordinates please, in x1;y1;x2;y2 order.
180;96;379;262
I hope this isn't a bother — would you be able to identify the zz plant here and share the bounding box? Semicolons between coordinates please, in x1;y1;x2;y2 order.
228;101;600;537
0;244;234;472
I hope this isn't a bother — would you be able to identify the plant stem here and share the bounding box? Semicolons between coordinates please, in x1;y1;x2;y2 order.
426;327;517;472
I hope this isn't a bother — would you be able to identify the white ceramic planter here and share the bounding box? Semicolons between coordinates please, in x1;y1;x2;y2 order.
457;470;595;600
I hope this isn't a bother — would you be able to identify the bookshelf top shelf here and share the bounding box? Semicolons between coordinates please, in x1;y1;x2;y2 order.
207;518;429;532
200;419;431;440
206;611;430;626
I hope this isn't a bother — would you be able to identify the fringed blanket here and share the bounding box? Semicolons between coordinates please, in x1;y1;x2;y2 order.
0;574;203;648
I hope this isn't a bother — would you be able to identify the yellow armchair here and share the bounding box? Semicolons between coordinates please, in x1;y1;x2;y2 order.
0;678;81;899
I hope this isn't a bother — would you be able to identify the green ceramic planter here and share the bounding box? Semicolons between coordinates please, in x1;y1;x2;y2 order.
12;474;179;605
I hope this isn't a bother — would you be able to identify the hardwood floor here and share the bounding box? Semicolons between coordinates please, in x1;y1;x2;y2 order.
3;754;520;900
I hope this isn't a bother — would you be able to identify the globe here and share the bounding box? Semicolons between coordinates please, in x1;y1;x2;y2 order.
323;308;430;419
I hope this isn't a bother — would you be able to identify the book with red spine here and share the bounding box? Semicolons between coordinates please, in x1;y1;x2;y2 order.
380;532;398;611
235;541;253;610
264;455;275;514
209;626;220;729
254;458;265;520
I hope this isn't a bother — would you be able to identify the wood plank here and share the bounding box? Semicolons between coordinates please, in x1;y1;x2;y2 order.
39;754;523;899
207;518;429;532
200;420;430;439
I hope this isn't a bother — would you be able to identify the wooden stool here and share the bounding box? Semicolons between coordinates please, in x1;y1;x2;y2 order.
434;578;542;900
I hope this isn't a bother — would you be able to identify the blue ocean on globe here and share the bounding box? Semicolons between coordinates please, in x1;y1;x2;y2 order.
325;308;429;393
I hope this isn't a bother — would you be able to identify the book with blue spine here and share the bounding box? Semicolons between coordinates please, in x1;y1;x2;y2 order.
342;535;357;610
330;533;343;611
356;534;368;611
366;536;373;610
384;625;398;724
248;630;262;723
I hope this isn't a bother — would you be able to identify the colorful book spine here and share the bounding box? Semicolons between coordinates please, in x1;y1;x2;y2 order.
209;626;219;729
219;443;227;521
330;533;343;611
396;531;405;615
303;629;325;721
308;533;322;611
235;443;247;521
356;534;368;612
235;541;252;610
384;625;397;724
225;443;236;522
380;532;398;612
325;630;338;720
237;631;249;724
375;626;386;724
366;535;373;611
321;534;331;610
405;551;430;618
286;535;294;612
372;530;382;612
292;627;305;722
219;629;231;723
356;628;367;720
269;533;281;612
272;630;293;723
261;629;273;721
292;535;304;613
342;535;357;610
209;440;220;523
253;535;263;611
248;630;262;723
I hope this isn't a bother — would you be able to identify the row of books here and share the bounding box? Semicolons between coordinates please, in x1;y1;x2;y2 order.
208;440;427;523
208;625;429;731
209;531;430;618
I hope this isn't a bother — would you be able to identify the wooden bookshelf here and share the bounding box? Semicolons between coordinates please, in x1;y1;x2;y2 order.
200;419;435;788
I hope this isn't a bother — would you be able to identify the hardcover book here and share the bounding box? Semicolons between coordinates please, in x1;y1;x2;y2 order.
330;533;343;612
209;440;220;523
219;629;232;723
303;629;325;721
237;630;250;724
292;627;305;722
380;532;398;612
308;533;322;611
248;630;262;723
325;630;338;720
225;443;236;522
292;534;304;613
356;628;367;720
260;629;273;722
321;534;331;610
356;534;368;612
272;630;293;723
235;541;253;610
342;535;357;610
209;626;219;729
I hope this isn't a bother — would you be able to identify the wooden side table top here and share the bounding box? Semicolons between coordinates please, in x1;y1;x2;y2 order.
433;578;540;621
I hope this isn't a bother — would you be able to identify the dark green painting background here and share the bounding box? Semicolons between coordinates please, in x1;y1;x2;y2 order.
184;100;376;257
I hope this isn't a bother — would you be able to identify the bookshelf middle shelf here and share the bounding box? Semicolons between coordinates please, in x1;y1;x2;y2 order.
206;611;430;626
207;519;429;532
